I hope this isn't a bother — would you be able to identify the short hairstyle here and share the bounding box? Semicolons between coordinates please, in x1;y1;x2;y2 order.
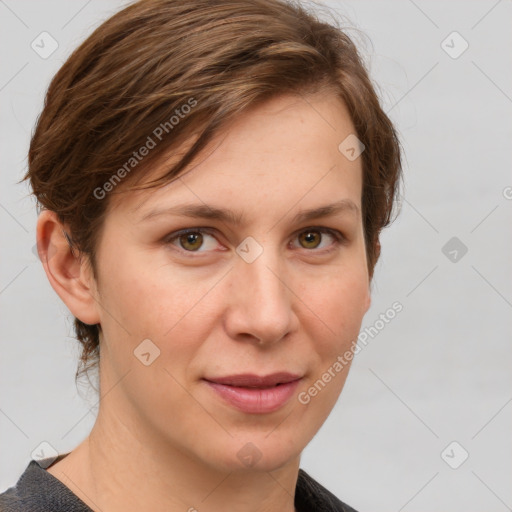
23;0;403;384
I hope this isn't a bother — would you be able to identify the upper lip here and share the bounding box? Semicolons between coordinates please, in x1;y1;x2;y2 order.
204;372;302;388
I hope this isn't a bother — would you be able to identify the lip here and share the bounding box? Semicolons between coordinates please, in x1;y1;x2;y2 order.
205;372;302;387
203;373;302;414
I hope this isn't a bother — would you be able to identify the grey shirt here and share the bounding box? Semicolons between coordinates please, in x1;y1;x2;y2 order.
0;455;358;512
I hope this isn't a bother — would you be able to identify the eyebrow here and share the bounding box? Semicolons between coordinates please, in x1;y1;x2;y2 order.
138;199;360;225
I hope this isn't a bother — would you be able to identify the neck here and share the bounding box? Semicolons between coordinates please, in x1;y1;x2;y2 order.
49;396;300;512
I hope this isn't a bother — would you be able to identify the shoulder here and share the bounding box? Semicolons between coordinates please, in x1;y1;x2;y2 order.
295;468;359;512
0;458;92;512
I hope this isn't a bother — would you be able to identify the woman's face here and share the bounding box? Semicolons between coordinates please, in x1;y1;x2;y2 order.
89;91;371;472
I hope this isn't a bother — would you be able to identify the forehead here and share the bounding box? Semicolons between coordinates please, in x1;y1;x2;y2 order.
108;92;362;220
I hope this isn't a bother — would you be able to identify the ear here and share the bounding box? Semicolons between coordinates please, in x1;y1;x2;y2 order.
36;210;101;326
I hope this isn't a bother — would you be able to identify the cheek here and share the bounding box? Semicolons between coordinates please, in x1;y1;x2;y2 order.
305;264;369;354
97;254;219;362
298;270;368;414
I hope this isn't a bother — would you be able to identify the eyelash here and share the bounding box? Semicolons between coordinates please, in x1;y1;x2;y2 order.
163;226;346;256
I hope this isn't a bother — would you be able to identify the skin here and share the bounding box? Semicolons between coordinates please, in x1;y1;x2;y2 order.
38;91;376;512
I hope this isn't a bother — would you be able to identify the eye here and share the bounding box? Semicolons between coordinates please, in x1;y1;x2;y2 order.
292;227;345;252
165;228;221;253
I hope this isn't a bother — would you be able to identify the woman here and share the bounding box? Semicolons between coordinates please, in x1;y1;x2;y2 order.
0;0;402;510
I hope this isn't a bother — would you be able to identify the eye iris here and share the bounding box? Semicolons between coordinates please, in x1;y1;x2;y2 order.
299;231;321;249
180;232;203;251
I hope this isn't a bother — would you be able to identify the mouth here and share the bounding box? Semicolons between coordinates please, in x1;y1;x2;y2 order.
203;373;303;414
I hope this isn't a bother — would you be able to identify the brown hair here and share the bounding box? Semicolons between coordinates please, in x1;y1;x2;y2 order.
22;0;403;385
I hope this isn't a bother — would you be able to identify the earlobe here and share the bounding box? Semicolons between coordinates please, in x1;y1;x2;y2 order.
36;210;101;326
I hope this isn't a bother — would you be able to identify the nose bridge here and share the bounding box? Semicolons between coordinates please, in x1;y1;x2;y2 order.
229;237;294;341
240;239;287;304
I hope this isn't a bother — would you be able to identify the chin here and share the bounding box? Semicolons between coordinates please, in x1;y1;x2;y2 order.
203;433;303;474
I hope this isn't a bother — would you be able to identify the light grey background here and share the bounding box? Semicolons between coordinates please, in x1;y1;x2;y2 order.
1;1;511;511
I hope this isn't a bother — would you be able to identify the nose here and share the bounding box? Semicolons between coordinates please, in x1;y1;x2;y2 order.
223;247;298;346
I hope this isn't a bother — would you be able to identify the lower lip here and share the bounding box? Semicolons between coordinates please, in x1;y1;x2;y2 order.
204;379;301;414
